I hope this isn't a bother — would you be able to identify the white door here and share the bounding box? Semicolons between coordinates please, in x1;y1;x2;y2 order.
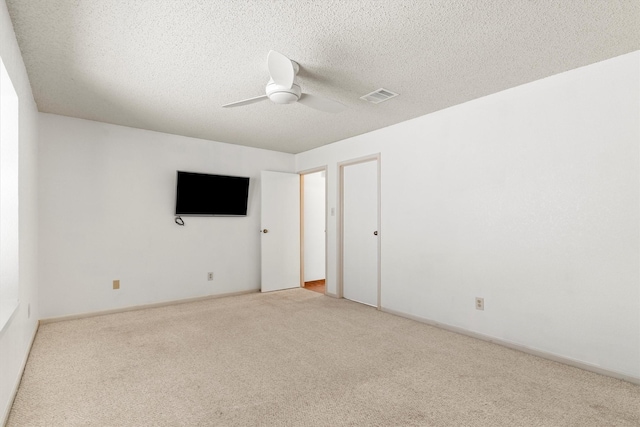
261;171;300;292
342;159;379;307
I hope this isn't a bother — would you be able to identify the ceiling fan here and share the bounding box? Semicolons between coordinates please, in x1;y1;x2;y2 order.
222;50;346;113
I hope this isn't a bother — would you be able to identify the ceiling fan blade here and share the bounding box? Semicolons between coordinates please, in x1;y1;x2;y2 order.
267;50;295;89
222;95;268;108
299;93;346;113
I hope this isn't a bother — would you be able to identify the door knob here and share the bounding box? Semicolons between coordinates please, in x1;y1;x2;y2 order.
373;231;378;236
261;229;269;233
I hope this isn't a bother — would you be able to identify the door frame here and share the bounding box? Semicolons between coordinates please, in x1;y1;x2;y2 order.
338;154;381;309
299;166;329;294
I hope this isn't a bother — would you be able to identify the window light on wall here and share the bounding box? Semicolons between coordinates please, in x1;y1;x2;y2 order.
0;56;20;332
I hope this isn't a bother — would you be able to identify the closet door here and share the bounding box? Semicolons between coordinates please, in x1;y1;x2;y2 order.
342;159;379;307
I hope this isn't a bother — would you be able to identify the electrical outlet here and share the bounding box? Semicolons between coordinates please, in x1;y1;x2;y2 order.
207;272;214;281
475;297;484;311
113;280;120;290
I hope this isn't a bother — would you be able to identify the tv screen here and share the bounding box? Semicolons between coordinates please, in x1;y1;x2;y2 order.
175;171;250;216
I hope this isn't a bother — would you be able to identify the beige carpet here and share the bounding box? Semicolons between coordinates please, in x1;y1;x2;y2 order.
8;289;640;426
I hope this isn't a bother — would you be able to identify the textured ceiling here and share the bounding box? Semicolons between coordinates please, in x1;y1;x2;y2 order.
6;1;640;154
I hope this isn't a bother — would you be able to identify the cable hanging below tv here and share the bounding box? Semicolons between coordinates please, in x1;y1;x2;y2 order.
175;171;250;217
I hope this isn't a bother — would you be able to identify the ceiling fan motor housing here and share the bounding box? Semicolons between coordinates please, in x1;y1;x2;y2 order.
266;80;301;104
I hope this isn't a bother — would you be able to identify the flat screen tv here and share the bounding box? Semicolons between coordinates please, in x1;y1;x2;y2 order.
175;171;250;216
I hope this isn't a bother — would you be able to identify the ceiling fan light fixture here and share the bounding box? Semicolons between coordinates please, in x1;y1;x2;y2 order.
223;50;345;113
266;81;301;104
269;91;299;104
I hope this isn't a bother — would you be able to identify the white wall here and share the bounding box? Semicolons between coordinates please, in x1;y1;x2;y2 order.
303;171;325;282
296;51;640;379
39;114;294;318
0;1;40;422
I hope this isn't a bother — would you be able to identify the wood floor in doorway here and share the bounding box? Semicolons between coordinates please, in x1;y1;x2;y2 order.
304;279;325;294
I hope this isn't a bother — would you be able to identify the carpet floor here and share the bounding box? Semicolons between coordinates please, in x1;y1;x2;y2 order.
7;289;640;426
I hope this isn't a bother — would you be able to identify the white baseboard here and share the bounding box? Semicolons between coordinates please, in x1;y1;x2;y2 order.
2;320;39;427
380;307;640;386
40;289;259;324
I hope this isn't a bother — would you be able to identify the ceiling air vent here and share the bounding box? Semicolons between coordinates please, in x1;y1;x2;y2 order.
360;88;399;104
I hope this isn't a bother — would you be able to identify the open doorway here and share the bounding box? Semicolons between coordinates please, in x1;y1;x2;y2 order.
301;169;327;294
